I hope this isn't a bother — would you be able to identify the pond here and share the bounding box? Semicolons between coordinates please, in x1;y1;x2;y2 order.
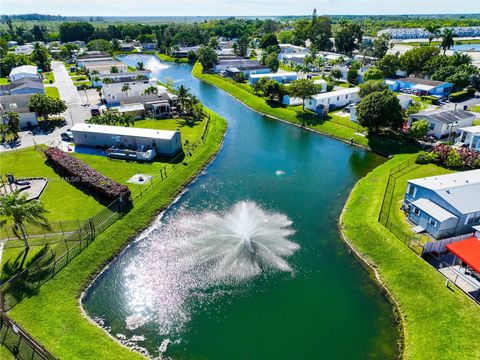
82;54;399;359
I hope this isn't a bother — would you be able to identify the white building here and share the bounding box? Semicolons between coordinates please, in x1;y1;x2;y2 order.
70;123;182;157
457;126;480;151
305;87;360;112
101;78;159;105
9;65;39;82
283;79;327;106
84;61;128;75
378;26;480;40
248;72;298;85
14;44;34;55
278;44;310;54
408;109;475;139
0;94;39;129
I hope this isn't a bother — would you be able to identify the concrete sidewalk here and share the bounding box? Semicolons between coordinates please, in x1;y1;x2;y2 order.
51;61;82;106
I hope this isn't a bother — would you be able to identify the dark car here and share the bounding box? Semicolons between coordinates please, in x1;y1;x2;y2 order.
61;131;73;141
91;107;101;116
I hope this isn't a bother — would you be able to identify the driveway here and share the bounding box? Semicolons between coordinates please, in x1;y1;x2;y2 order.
52;61;82;106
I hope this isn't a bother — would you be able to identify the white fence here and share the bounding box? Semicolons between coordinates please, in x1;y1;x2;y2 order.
422;233;476;255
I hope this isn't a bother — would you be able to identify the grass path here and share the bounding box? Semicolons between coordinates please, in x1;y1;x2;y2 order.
7;110;227;359
340;154;480;360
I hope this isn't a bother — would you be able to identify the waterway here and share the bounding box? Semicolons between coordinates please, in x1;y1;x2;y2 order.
82;54;399;359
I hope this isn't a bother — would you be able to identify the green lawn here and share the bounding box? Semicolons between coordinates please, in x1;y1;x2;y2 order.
157;53;188;63
341;154;480;360
45;86;60;99
42;72;55;84
6;109;227;360
193;62;421;156
0;78;10;84
0;148;105;268
74;80;93;88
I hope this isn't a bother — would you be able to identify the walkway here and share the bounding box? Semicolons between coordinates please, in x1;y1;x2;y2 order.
51;61;82;106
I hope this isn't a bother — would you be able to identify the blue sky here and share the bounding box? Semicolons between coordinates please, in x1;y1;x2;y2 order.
2;0;480;16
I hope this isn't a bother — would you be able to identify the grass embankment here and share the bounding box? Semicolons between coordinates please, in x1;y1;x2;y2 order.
192;62;420;156
157;53;188;63
6;109;227;360
341;154;480;360
0;78;10;84
45;86;60;99
42;72;55;84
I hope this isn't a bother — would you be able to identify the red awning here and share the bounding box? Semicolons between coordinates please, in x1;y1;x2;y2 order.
446;237;480;273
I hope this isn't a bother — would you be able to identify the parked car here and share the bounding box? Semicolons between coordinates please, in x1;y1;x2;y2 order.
90;107;101;116
61;131;73;141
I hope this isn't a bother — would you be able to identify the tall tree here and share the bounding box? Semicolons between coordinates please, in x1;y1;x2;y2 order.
30;42;51;71
334;20;363;56
121;84;131;97
424;24;441;45
28;94;67;121
234;36;249;57
0;192;50;269
136;61;145;71
440;28;457;55
197;46;218;72
288;79;318;110
356;90;404;133
6;112;20;141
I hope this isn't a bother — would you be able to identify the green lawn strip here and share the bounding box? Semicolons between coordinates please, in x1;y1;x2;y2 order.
341;154;480;360
45;86;60;99
42;72;55;84
193;63;421;156
0;78;10;84
156;53;188;63
7;110;227;360
0;343;15;360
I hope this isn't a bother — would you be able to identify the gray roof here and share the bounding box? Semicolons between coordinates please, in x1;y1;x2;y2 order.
411;198;457;222
398;77;451;87
120;93;171;105
0;94;34;113
411;109;475;124
409;169;480;214
0;78;44;94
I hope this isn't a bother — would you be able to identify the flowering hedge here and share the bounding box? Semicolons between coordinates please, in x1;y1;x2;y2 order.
416;144;480;169
44;147;131;202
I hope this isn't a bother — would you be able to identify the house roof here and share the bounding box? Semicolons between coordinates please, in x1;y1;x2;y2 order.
460;125;480;135
249;72;297;79
411;109;475;124
310;87;360;100
113;103;145;113
120;93;171;105
397;77;451;87
9;65;38;77
0;78;44;94
446;237;480;273
411;198;458;222
408;169;480;214
0;94;33;113
71;123;178;140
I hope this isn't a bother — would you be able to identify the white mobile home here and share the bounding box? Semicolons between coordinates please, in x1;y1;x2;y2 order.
248;72;298;85
457;126;480;151
70;123;182;157
9;65;39;82
306;87;360;112
408;109;475;139
0;94;39;129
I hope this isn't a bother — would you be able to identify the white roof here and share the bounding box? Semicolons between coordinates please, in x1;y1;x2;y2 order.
411;198;457;222
460;125;480;135
412;84;434;91
249;72;297;79
314;79;328;85
113;103;145;113
310;87;359;100
409;169;480;214
385;79;397;85
9;65;38;77
71;123;177;140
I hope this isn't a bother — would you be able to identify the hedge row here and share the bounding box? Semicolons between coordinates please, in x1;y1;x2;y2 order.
416;144;480;169
44;147;131;202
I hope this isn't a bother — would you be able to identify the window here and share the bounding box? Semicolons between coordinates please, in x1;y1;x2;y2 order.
429;218;437;227
466;212;480;225
413;207;420;216
429;122;435;130
407;184;416;197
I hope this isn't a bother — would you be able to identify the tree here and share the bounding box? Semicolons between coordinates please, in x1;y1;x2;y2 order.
187;50;198;64
110;66;119;73
260;33;278;49
356;90;404;133
0;38;8;59
0;54;34;78
143;86;157;95
376;54;400;78
265;52;279;73
288;79;318;110
59;22;95;43
330;68;342;79
347;68;359;85
409;119;429;139
440;28;457;55
359;80;388;98
0;123;9;143
136;61;145;71
28;94;67;121
400;46;440;76
30;42;51;71
234;36;249;57
424;24;441;45
334;20;363;56
371;35;390;59
177;85;191;112
0;192;50;269
31;24;47;42
86;39;113;53
261;79;285;102
6;112;20;141
59;43;79;60
208;37;219;49
121;84;131;97
363;67;384;81
197;46;218;72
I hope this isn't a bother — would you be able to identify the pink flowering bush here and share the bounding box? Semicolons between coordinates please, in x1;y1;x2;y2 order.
416;144;480;169
44;147;131;202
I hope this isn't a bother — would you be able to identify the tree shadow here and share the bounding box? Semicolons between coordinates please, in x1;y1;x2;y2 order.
366;132;423;157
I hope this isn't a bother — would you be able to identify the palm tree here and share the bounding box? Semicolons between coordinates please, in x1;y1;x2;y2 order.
7;112;20;141
102;77;112;84
0;122;10;143
119;114;134;127
424;24;441;45
121;84;131;97
110;66;119;73
177;85;191;112
440;28;457;55
0;192;50;269
143;86;157;95
136;61;145;71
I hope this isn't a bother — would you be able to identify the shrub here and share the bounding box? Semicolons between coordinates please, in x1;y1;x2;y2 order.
44;147;131;202
417;144;480;169
448;90;469;102
445;148;463;168
420;95;439;105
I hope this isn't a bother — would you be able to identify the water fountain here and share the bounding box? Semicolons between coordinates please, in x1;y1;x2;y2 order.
122;201;298;335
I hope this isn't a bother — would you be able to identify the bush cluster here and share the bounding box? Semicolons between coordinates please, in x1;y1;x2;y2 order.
416;144;480;169
44;147;131;202
420;95;439;105
448;89;474;102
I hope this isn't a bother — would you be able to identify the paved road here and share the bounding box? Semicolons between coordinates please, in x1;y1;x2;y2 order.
0;62;92;152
